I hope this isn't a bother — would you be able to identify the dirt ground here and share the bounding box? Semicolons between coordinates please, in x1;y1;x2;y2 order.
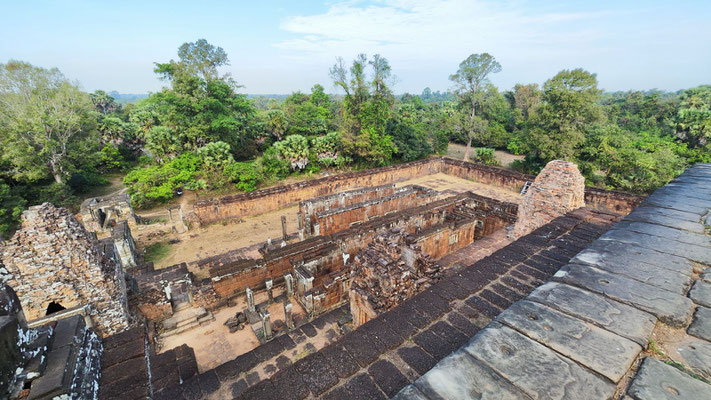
446;142;525;168
152;205;300;269
399;172;521;203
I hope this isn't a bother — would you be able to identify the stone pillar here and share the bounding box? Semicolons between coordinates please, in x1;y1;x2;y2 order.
304;291;314;318
246;287;255;313
281;216;288;241
284;300;294;330
284;273;294;297
265;279;273;304
260;309;272;340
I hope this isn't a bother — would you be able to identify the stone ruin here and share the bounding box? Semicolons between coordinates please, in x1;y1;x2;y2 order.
513;159;586;238
1;282;103;399
1;203;130;337
80;192;136;233
349;229;442;327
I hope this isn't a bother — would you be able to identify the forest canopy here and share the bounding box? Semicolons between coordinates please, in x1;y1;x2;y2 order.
0;41;709;237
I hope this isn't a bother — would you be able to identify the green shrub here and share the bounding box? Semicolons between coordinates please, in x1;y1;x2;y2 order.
273;134;310;170
123;152;201;207
224;161;263;192
506;136;528;155
474;147;498;165
261;146;290;178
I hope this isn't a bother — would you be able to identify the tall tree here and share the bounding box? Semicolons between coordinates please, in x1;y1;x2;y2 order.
0;61;97;184
330;54;396;165
529;68;602;161
449;53;501;161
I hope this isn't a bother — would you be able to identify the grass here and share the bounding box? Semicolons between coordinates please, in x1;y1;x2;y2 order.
144;241;171;263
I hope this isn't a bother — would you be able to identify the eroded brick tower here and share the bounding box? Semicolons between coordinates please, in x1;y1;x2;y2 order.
0;203;129;336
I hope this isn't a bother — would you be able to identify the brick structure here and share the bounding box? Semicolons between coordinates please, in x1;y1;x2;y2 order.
192;157;642;225
80;192;137;233
513;160;586;238
349;230;442;327
1;203;129;337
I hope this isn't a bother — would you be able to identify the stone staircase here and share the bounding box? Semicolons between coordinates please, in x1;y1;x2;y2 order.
159;305;214;338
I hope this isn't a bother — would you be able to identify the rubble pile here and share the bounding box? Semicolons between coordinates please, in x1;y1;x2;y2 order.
349;229;441;325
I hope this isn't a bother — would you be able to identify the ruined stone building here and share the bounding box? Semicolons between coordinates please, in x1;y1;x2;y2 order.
0;203;130;337
80;192;136;233
6;156;710;400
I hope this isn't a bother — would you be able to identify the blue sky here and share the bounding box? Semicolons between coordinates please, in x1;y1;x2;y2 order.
1;0;709;94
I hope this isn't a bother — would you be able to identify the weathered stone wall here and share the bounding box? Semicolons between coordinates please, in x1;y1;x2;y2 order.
130;263;191;321
81;193;137;233
298;184;397;235
1;204;129;337
111;221;138;270
312;186;436;236
349;231;442;327
513;160;586;238
192;157;642;226
193;158;440;224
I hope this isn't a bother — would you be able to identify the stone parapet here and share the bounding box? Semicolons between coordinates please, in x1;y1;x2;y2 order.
398;163;711;400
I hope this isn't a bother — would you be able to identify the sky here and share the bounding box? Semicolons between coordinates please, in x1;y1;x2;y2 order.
1;0;710;95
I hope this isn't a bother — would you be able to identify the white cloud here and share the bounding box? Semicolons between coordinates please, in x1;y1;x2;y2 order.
271;0;710;93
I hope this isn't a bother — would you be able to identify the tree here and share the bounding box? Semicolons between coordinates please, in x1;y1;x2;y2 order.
528;68;602;161
146;40;257;160
449;53;501;161
674;85;711;151
0;61;98;184
90;90;119;115
330;54;397;165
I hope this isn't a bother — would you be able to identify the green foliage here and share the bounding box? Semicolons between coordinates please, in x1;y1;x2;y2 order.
528;68;602;161
123;152;201;207
224;161;263;192
0;61;99;184
674;85;711;151
261;146;291;178
99;144;126;171
506;136;528;155
0;180;26;238
310;132;342;167
197;141;234;170
330;54;397;166
473;148;497;165
144;241;171;263
273;135;310;170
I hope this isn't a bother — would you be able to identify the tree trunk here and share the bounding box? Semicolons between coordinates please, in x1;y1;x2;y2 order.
463;137;473;162
53;173;63;184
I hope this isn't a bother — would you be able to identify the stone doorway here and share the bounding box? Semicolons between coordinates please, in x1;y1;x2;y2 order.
46;301;66;315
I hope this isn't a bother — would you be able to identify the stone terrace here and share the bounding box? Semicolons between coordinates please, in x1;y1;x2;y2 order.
152;203;618;399
399;163;711;399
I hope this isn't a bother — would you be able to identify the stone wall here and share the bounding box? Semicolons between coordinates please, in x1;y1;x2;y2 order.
1;204;129;337
130;263;191;321
81;193;137;233
298;184;397;236
513;160;586;238
311;186;436;236
192;158;440;225
349;231;442;327
192;157;642;227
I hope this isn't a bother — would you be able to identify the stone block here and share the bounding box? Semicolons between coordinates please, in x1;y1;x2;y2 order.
414;349;530;400
294;352;339;395
270;366;309;400
321;343;359;379
529;282;656;346
688;306;711;341
627;357;711;400
554;264;694;328
689;280;711;308
675;339;711;380
576;239;693;276
397;346;437;375
368;359;410;398
322;373;387;400
599;229;711;265
495;300;641;382
614;221;711;248
391;385;429;400
465;323;616;399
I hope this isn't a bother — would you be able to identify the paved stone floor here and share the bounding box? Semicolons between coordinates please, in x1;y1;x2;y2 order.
399;163;711;400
